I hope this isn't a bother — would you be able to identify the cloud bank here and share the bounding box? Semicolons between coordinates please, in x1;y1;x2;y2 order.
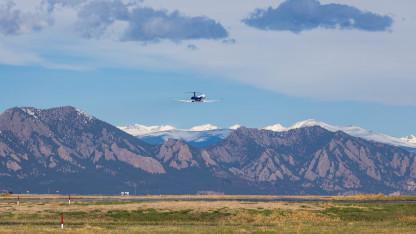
0;1;51;35
77;1;228;42
122;7;228;42
243;0;393;33
48;0;228;42
1;0;228;42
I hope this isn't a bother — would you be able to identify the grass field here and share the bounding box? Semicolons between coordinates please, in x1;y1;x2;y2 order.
1;194;416;233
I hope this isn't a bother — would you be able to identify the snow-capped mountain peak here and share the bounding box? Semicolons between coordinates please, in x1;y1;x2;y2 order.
118;124;223;136
189;124;218;131
289;119;338;131
264;120;416;148
263;120;338;132
229;124;242;130
118;123;233;147
119;124;176;136
263;123;287;132
401;135;416;145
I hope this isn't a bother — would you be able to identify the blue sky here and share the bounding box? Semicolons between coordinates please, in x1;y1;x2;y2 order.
0;0;415;136
1;64;415;137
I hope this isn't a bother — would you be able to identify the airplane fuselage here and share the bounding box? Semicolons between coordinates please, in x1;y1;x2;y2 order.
191;96;205;102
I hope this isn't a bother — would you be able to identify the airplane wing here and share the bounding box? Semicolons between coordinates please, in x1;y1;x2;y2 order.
177;99;220;103
203;99;220;103
177;99;194;103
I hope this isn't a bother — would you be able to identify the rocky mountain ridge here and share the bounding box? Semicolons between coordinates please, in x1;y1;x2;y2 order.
1;106;416;195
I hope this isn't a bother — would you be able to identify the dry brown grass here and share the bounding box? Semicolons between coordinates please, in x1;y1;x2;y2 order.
0;200;320;215
1;194;416;233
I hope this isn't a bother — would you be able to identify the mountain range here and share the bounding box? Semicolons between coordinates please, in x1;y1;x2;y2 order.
1;106;416;195
119;124;231;147
119;120;416;149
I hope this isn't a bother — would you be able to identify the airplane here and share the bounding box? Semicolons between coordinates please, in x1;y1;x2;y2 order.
178;92;218;103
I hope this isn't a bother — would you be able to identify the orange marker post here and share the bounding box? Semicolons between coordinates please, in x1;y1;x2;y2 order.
60;213;64;229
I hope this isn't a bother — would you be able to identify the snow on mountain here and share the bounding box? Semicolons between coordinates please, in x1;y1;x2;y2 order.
118;124;176;136
118;124;225;136
118;124;236;147
20;107;39;119
75;108;94;121
263;123;287;132
189;124;219;131
401;135;416;145
229;124;242;130
289;119;338;131
264;119;416;148
119;121;416;149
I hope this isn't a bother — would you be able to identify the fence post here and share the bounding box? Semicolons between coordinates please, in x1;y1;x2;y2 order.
61;213;64;229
